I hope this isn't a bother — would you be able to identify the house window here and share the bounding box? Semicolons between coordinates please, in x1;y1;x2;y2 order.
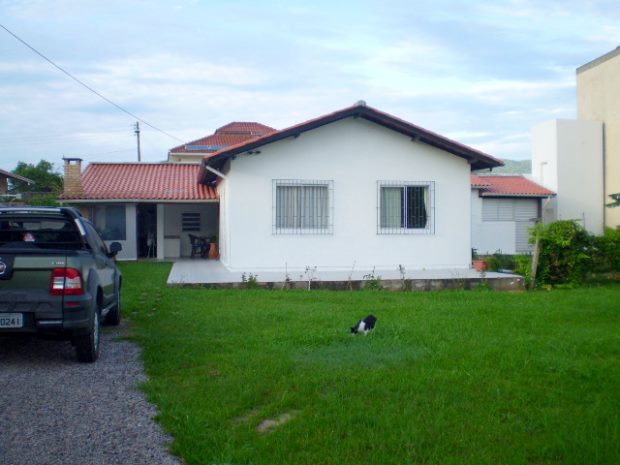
182;212;201;232
273;180;333;234
93;205;126;241
377;181;434;234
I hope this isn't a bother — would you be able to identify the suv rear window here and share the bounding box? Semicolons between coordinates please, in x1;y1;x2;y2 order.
0;216;83;250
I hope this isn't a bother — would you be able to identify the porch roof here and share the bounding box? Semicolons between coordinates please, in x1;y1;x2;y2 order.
60;163;217;201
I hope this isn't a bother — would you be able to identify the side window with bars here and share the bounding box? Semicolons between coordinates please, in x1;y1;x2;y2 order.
378;181;434;234
273;180;333;234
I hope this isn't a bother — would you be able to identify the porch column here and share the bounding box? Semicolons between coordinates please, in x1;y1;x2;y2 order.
156;204;165;260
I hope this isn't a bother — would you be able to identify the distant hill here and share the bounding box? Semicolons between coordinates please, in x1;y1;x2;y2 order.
480;159;531;175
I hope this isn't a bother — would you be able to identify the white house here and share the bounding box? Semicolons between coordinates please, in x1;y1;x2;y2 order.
198;102;502;272
61;103;503;270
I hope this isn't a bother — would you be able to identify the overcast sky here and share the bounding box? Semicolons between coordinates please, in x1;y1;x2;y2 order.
1;0;619;172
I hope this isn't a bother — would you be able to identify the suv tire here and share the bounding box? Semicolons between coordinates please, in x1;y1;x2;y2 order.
75;306;100;363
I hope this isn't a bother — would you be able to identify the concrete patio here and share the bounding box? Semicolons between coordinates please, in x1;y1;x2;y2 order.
167;259;524;291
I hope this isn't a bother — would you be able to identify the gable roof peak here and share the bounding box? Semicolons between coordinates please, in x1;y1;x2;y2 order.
198;104;504;184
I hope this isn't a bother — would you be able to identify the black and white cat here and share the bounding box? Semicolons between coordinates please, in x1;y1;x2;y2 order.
351;314;377;335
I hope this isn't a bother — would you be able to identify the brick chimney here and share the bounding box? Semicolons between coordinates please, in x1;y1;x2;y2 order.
63;158;84;197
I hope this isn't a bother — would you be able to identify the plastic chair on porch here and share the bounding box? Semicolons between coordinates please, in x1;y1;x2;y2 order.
189;234;206;258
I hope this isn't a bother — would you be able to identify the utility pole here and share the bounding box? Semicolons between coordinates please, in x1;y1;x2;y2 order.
134;122;141;162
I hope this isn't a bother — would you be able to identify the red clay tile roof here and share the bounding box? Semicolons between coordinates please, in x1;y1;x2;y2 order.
60;163;217;201
472;175;555;197
200;103;504;183
215;122;275;135
169;122;276;154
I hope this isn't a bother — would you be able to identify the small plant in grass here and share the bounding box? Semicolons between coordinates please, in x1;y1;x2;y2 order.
363;266;382;290
241;272;259;289
347;261;356;290
302;266;318;290
398;264;406;290
283;262;292;289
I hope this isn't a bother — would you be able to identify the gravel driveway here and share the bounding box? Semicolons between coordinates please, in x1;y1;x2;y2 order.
0;322;181;465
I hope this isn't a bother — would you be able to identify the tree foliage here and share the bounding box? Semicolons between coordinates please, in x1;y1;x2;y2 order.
606;193;620;208
11;160;63;194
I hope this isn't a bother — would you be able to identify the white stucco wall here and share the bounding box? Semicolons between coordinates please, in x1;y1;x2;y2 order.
221;117;472;272
532;119;604;235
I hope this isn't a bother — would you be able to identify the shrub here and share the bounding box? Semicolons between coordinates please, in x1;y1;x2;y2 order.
533;220;593;286
514;254;533;287
591;227;620;272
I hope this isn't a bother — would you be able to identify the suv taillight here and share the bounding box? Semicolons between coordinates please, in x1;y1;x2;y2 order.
50;268;84;296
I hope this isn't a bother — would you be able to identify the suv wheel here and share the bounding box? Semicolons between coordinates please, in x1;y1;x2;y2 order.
105;284;121;326
75;306;100;363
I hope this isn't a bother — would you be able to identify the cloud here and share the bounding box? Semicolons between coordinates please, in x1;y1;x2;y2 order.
1;0;619;170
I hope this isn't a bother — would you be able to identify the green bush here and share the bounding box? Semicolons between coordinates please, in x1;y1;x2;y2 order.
591;227;620;272
514;254;533;287
533;220;593;286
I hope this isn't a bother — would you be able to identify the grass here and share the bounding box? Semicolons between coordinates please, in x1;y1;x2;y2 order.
120;262;620;465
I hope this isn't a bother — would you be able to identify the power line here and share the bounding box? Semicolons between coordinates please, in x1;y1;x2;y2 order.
0;23;184;143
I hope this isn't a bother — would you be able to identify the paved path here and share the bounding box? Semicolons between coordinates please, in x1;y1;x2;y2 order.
0;323;181;465
167;258;516;284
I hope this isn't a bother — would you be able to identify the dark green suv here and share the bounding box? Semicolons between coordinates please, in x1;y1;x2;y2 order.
0;207;122;362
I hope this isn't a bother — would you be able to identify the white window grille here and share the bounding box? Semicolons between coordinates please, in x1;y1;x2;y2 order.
273;180;333;234
377;181;435;234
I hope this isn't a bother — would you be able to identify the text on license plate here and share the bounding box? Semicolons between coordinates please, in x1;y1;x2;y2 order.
0;313;23;328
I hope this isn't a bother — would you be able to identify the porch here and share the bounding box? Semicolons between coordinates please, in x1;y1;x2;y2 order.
167;259;524;290
89;201;218;260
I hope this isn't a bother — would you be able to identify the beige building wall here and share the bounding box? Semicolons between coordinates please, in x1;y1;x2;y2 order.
577;46;620;228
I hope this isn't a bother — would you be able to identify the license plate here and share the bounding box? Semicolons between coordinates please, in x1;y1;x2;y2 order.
0;313;23;328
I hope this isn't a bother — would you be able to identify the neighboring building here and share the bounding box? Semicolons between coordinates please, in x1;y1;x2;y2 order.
0;168;34;201
577;46;620;228
532;46;619;233
62;103;503;270
168;122;275;163
471;175;555;255
532;119;604;234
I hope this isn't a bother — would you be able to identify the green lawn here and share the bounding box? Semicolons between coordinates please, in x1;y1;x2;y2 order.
121;262;620;465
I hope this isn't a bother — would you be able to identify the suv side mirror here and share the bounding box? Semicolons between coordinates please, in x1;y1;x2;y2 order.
108;241;122;257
